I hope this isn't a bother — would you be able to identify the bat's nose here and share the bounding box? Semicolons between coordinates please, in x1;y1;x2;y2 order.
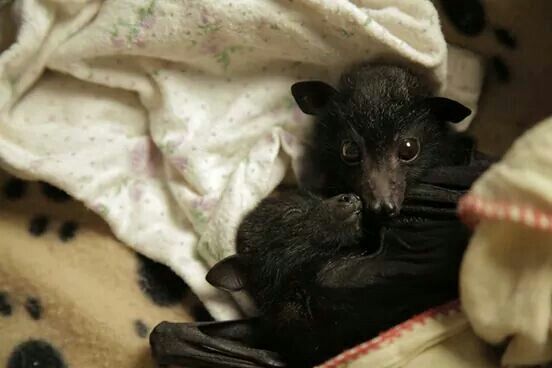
370;200;399;217
337;193;361;208
382;201;399;217
327;193;362;220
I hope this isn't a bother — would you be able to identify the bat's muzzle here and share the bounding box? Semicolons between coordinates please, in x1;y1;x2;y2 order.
326;193;363;223
369;199;400;217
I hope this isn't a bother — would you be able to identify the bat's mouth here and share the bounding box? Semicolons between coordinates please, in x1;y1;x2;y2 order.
343;210;363;234
326;193;363;223
344;208;362;222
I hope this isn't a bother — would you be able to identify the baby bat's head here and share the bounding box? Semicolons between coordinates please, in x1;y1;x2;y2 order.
237;190;363;254
206;190;363;292
292;63;471;218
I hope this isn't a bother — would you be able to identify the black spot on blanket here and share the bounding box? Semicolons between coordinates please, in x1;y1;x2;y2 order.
0;291;12;316
58;221;78;242
491;56;511;82
137;254;190;306
494;28;517;49
29;215;49;237
439;0;486;36
40;182;71;202
25;297;43;320
134;319;149;338
3;177;27;200
7;339;66;368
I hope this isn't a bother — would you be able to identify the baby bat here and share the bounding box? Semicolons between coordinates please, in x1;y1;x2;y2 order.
206;190;466;367
149;153;494;368
149;63;492;367
292;63;473;217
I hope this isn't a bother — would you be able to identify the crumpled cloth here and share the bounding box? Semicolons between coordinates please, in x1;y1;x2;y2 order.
0;0;482;319
459;115;552;366
317;301;500;368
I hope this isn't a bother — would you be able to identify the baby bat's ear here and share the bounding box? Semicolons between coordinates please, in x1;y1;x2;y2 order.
206;255;246;292
291;81;337;115
425;97;471;123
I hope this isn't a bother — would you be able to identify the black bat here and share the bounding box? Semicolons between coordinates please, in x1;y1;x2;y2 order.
149;63;492;367
150;152;494;368
293;63;473;217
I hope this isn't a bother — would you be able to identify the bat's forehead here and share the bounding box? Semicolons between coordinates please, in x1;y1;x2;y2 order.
335;105;407;146
320;90;433;165
332;88;410;125
257;192;321;220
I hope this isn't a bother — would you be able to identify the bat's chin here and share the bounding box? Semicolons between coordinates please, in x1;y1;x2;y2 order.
344;209;362;239
329;210;363;246
345;210;363;233
344;208;362;222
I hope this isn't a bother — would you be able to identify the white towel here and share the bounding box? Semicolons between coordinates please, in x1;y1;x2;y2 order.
460;115;552;366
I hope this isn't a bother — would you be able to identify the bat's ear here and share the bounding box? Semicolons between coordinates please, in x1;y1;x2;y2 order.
206;255;247;292
291;81;337;115
425;97;471;123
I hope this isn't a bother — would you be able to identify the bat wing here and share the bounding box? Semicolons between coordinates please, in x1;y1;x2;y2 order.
318;151;496;289
149;318;285;368
401;151;496;216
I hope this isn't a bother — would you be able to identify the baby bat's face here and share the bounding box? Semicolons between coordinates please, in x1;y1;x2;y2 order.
237;190;363;254
292;63;470;218
316;99;450;218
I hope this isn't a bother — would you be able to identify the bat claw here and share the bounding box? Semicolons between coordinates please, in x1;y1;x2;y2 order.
150;320;287;368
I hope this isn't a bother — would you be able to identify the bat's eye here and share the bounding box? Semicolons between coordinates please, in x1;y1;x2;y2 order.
398;137;420;162
341;140;361;165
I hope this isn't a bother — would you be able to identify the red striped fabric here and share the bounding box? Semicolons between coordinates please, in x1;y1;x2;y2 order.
317;301;461;368
458;195;552;232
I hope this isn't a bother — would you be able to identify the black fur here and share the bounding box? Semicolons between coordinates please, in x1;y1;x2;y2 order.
209;189;467;367
234;191;362;314
294;63;472;217
149;64;491;368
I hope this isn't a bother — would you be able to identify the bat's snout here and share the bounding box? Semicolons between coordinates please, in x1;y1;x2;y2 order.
326;193;363;222
362;167;405;218
369;199;399;217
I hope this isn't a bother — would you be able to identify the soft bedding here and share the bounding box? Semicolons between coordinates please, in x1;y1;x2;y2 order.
3;0;552;367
